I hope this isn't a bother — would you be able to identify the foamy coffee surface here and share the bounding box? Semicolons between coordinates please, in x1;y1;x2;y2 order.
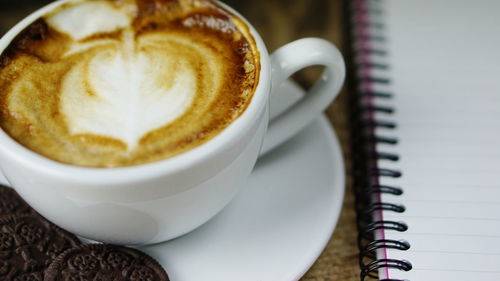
0;0;260;167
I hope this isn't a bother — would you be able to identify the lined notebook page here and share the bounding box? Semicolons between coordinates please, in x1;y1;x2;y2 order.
373;0;500;280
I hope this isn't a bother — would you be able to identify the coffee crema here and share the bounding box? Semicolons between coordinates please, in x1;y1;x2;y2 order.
0;0;260;167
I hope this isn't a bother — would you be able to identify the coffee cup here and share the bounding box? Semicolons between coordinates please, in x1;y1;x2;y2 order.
0;0;345;245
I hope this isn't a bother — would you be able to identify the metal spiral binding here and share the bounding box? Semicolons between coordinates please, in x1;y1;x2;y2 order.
346;0;412;280
361;259;413;281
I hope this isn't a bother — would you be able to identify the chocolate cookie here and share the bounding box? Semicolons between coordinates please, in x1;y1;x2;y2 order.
45;244;170;281
0;185;33;217
0;214;81;281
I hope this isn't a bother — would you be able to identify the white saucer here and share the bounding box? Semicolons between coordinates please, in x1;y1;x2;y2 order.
139;81;346;281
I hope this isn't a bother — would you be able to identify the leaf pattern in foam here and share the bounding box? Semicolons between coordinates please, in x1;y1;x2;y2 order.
60;34;198;150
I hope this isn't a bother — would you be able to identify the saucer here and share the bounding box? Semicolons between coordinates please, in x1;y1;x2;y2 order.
139;80;346;281
0;81;345;281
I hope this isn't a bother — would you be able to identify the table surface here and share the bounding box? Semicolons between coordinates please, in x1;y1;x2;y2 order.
0;0;359;280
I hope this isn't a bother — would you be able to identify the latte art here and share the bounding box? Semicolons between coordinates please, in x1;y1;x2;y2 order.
61;32;216;149
0;0;260;167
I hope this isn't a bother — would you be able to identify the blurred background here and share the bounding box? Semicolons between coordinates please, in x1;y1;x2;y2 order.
0;1;357;280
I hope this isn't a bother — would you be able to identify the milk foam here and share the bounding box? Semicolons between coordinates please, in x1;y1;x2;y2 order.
47;1;132;40
60;32;203;149
50;2;219;149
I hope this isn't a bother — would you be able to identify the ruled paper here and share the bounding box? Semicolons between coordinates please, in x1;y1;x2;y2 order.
370;0;500;280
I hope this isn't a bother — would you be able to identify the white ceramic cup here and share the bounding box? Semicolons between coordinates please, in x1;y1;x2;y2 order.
0;0;345;245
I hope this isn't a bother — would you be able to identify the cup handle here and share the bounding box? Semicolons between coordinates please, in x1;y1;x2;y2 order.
259;38;346;155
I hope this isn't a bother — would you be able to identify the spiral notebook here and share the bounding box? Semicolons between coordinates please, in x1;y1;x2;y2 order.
348;0;500;280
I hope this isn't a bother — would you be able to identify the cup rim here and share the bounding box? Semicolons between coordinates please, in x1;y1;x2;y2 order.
0;0;271;185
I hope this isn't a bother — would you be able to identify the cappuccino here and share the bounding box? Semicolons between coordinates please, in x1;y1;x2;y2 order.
0;0;260;167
